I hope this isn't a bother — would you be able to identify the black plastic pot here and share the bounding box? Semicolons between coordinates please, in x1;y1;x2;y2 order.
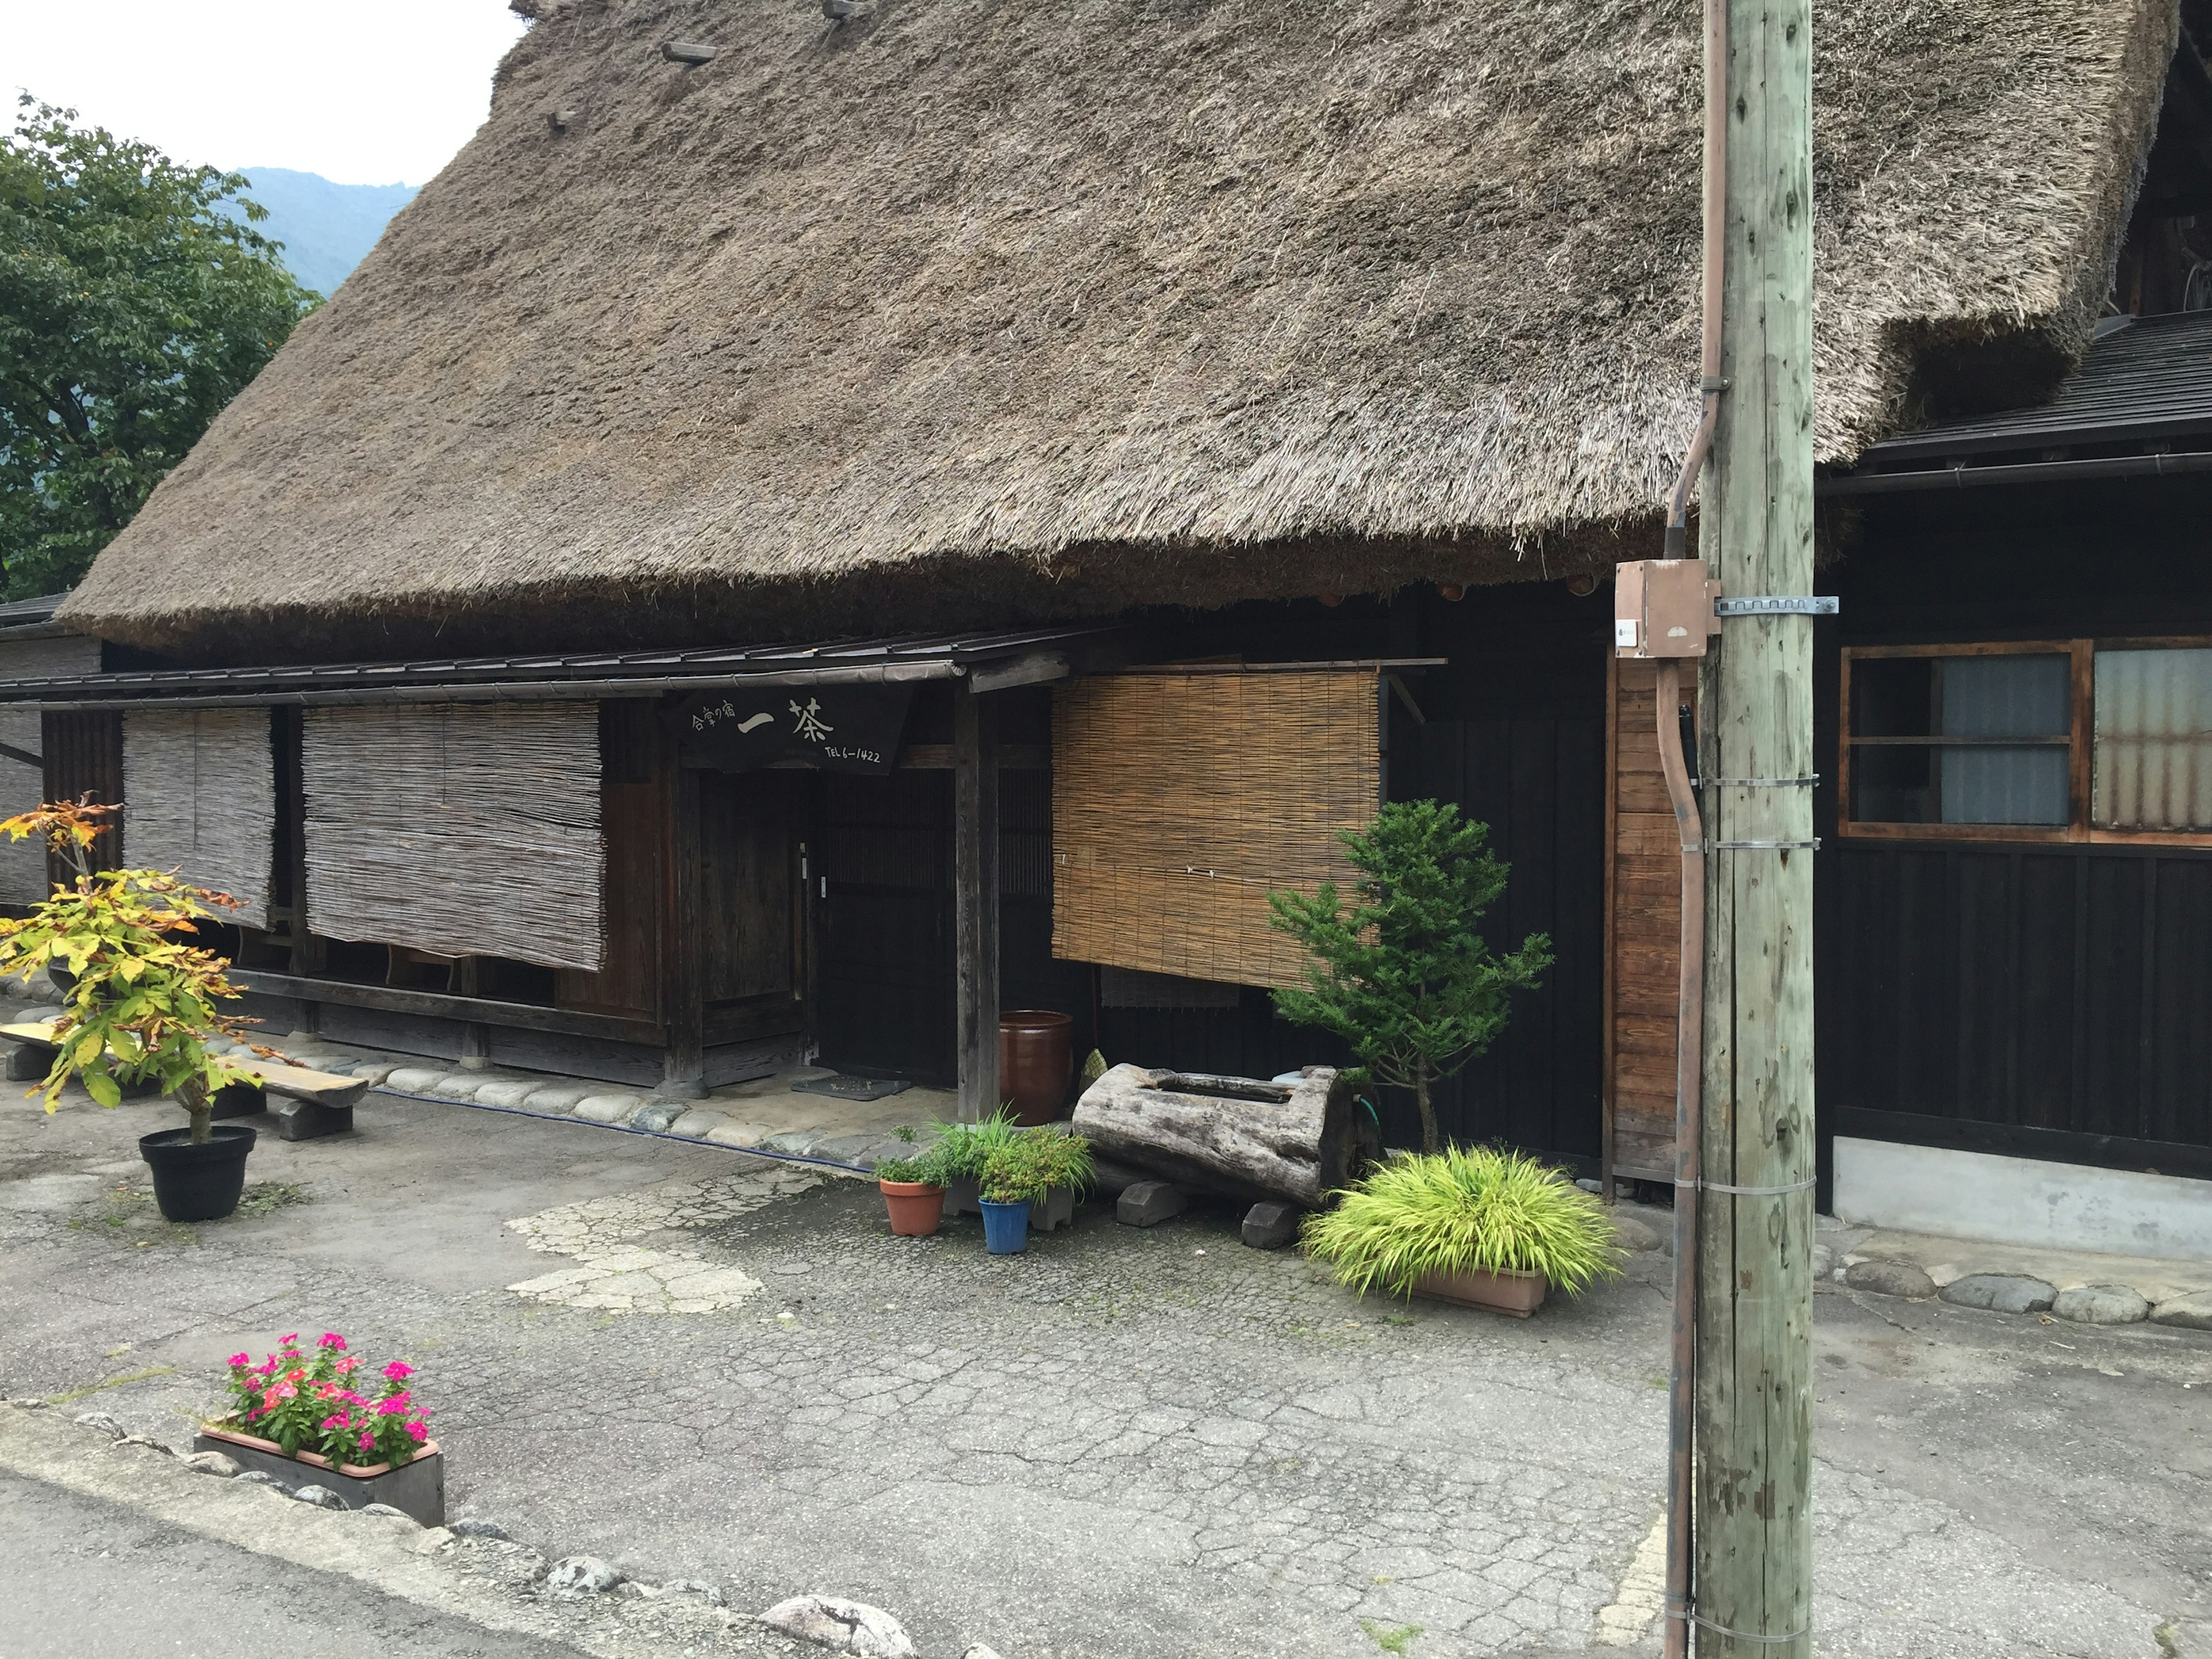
138;1124;256;1222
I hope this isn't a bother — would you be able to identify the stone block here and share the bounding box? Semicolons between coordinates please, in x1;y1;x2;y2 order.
1609;1212;1660;1253
1844;1259;1936;1300
426;1075;483;1101
292;1484;345;1508
1241;1201;1300;1250
520;1084;590;1115
572;1094;643;1124
272;1097;353;1142
545;1555;624;1598
1117;1180;1187;1228
181;1450;240;1478
631;1101;687;1132
705;1121;775;1148
6;1043;47;1081
472;1080;543;1109
2152;1290;2212;1330
812;1133;878;1165
759;1594;917;1658
1939;1273;2057;1315
668;1108;730;1139
2052;1282;2151;1325
385;1067;447;1094
762;1128;833;1156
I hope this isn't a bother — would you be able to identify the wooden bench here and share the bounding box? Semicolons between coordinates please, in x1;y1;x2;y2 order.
1;1021;365;1141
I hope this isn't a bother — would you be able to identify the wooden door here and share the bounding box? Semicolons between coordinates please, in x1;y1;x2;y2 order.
699;769;809;1043
1605;658;1683;1186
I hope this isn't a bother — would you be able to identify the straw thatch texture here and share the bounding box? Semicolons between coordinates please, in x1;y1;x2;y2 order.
62;0;2177;661
1052;672;1379;988
0;637;100;904
302;703;604;969
121;710;276;927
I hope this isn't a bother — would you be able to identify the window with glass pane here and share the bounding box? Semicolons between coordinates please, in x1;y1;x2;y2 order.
2094;647;2212;831
1849;653;2071;826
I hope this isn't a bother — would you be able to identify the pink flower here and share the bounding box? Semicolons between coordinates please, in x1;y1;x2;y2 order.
320;1412;350;1431
316;1332;346;1351
227;1352;250;1368
335;1356;359;1374
358;1429;374;1452
254;1358;279;1376
382;1361;412;1382
279;1333;299;1346
284;1368;305;1384
376;1396;410;1416
404;1421;428;1443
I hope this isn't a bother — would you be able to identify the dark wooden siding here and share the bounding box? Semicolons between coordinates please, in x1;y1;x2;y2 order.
1816;474;2212;1181
1093;585;1609;1165
813;770;956;1082
555;702;665;1024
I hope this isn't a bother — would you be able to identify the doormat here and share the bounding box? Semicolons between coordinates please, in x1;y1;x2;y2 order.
792;1075;912;1102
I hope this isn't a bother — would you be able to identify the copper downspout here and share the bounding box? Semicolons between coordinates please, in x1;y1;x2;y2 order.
1661;1;1726;1654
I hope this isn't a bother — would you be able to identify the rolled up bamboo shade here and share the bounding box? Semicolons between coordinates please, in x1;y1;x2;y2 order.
122;708;276;927
1051;671;1380;988
303;703;604;970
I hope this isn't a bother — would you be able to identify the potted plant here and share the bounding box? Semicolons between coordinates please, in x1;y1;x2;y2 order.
1025;1126;1095;1233
195;1331;444;1524
1269;800;1552;1154
0;799;280;1223
978;1135;1058;1254
925;1108;1021;1217
1302;1145;1623;1317
875;1145;947;1237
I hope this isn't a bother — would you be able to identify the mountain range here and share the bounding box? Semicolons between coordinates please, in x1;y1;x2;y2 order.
229;169;418;297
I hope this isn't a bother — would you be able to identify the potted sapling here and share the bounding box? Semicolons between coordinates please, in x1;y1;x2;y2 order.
876;1128;948;1237
1303;1145;1624;1316
1268;799;1551;1156
1025;1125;1095;1233
977;1134;1058;1255
0;800;282;1222
197;1331;444;1522
925;1108;1021;1218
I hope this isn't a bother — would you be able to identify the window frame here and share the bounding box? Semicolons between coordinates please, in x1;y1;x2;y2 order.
1839;637;2212;848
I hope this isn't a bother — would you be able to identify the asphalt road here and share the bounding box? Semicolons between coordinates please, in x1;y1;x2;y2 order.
1;1472;589;1659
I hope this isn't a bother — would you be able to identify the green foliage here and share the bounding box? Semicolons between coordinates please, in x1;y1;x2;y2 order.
1029;1129;1094;1195
0;98;319;596
980;1134;1060;1205
873;1153;938;1185
1361;1622;1424;1656
0;798;272;1142
923;1108;1022;1181
1269;799;1552;1154
1303;1146;1624;1299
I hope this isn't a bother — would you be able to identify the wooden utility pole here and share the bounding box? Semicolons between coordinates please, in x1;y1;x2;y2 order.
1695;0;1817;1651
952;681;1000;1122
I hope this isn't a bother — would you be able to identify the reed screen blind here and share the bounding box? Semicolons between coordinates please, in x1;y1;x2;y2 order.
0;637;101;904
1051;671;1380;988
302;703;604;970
122;710;276;927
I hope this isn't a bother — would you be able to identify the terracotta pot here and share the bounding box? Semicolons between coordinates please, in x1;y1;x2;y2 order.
1412;1265;1550;1318
880;1179;945;1237
998;1009;1073;1126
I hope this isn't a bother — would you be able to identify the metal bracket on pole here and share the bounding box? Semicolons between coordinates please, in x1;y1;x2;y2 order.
1679;1176;1816;1196
1714;595;1838;617
1694;775;1819;790
1692;1612;1817;1645
1704;838;1820;851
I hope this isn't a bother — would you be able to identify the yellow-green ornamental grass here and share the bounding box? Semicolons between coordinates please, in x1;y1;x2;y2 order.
1303;1146;1626;1299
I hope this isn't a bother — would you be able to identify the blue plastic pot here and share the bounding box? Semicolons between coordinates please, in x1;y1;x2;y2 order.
979;1198;1032;1254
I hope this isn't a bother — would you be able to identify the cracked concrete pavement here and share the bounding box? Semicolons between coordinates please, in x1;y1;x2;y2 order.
1;1081;2206;1658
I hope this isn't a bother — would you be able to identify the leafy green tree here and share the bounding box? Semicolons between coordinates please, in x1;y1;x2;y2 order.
0;97;318;597
1269;800;1554;1156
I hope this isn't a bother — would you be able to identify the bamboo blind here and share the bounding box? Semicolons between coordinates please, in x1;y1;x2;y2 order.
1051;671;1380;988
302;703;604;971
0;637;101;904
122;709;277;927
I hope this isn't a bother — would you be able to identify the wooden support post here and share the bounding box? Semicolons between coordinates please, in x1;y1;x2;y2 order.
661;762;707;1099
953;680;1000;1123
1694;0;1816;1652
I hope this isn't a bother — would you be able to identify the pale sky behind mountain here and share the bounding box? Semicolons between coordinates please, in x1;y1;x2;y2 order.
1;1;530;185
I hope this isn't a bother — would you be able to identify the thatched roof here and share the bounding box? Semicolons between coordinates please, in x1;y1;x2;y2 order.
63;0;2177;661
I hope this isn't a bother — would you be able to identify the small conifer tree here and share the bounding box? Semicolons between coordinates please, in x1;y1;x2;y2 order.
1268;800;1552;1156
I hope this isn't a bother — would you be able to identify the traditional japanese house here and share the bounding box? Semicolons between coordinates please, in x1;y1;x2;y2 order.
5;0;2205;1247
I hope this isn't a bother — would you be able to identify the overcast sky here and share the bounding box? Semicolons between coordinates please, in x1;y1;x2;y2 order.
2;1;531;185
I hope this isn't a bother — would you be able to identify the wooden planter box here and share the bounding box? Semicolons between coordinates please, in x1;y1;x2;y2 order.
196;1423;445;1525
1413;1266;1550;1318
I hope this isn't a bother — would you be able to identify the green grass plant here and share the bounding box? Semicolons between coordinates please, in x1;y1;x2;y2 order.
1029;1127;1094;1194
980;1135;1059;1204
1303;1145;1623;1298
924;1108;1023;1181
873;1153;937;1184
